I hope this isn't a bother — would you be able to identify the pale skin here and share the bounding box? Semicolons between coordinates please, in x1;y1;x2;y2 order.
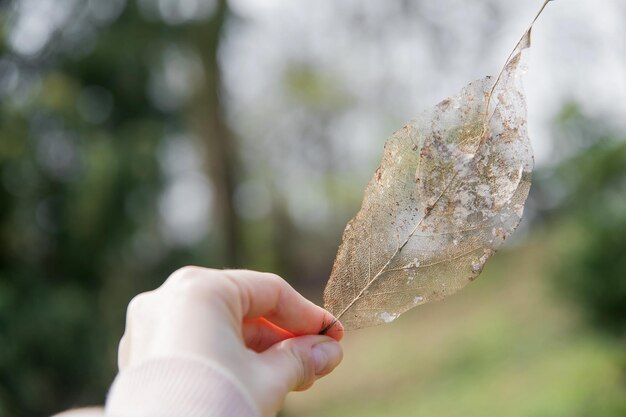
54;267;344;417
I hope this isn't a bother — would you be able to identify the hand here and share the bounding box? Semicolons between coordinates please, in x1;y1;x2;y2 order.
118;267;344;417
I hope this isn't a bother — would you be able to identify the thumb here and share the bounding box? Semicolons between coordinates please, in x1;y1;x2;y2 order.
260;335;343;393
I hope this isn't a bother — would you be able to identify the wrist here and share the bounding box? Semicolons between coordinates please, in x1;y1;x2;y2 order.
106;355;261;417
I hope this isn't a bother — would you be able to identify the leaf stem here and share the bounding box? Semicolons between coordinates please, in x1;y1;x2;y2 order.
481;0;552;137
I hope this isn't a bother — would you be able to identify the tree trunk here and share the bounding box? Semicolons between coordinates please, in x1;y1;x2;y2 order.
190;0;240;267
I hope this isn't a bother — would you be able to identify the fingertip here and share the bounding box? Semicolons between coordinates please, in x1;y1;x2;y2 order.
260;335;343;394
311;339;343;376
320;317;344;341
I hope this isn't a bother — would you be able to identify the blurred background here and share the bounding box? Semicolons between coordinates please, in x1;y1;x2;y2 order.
0;0;625;416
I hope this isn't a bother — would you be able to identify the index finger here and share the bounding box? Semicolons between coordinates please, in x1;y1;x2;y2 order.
223;270;344;341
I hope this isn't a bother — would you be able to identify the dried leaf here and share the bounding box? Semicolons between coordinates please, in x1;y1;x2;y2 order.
323;3;552;331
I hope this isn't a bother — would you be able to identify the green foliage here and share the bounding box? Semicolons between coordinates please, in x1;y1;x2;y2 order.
542;105;626;336
555;216;626;336
0;3;223;416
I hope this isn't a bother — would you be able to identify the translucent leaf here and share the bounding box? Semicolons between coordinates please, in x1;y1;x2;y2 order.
322;5;550;331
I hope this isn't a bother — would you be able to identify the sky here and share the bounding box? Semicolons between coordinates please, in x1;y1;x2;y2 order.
7;0;625;170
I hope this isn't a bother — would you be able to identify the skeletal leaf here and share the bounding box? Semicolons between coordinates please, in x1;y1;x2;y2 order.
322;3;552;332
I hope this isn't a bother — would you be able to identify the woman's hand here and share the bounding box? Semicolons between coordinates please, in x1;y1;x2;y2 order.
118;267;344;417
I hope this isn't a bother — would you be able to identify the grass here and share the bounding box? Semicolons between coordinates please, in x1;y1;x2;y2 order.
283;233;626;417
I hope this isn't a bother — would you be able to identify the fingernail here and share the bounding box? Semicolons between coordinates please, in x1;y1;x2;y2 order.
311;341;342;375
